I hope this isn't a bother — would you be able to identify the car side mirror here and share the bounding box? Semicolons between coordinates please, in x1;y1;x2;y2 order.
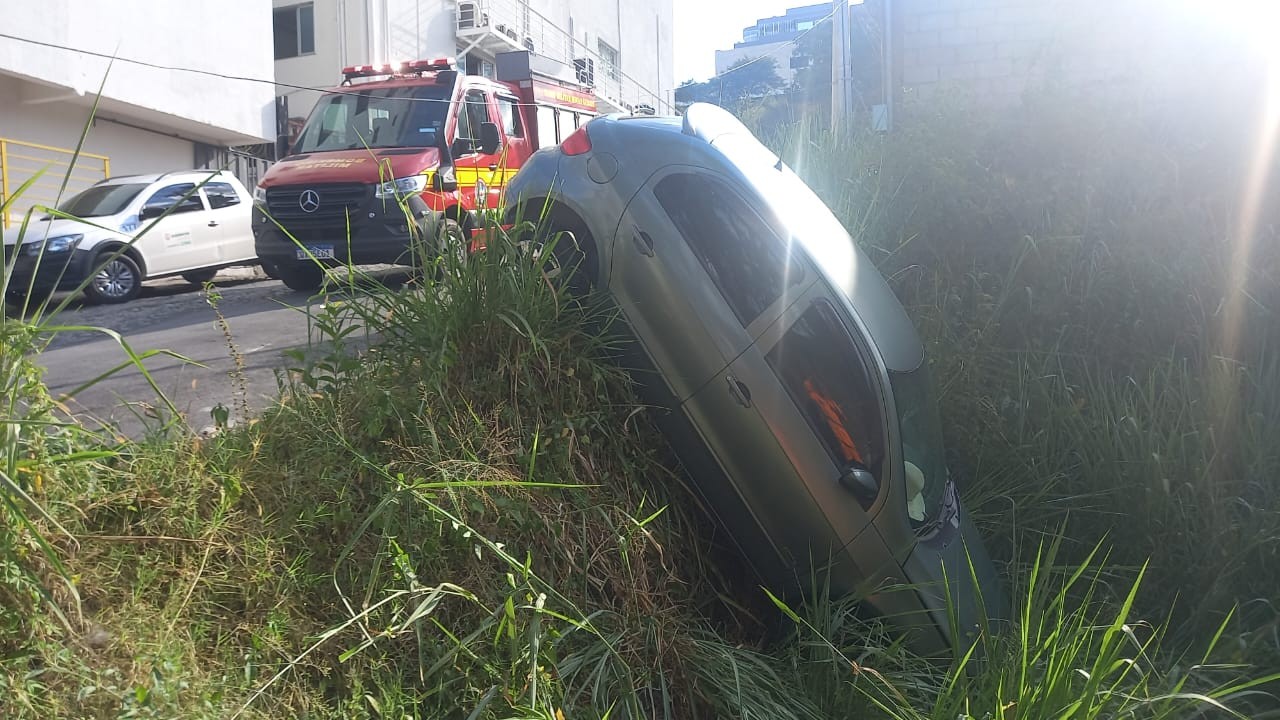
138;204;166;222
838;463;879;508
478;121;501;155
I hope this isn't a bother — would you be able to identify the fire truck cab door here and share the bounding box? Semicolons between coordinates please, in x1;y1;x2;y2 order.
451;88;504;210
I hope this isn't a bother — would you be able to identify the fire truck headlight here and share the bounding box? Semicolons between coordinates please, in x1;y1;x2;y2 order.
375;175;429;199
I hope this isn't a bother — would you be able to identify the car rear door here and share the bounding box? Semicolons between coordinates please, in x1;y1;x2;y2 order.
610;165;814;403
200;180;255;263
135;182;217;275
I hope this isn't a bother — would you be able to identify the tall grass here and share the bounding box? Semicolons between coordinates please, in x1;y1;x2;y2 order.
761;81;1280;673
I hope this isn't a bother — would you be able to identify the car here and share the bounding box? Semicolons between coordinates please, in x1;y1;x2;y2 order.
499;102;1006;654
2;170;270;305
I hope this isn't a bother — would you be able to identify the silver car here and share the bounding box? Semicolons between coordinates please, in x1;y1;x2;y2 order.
500;102;1005;654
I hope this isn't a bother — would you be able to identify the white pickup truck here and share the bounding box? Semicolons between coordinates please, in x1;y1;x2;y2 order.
3;170;275;304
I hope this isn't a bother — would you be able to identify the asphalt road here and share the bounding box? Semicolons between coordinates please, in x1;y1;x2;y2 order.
17;267;397;438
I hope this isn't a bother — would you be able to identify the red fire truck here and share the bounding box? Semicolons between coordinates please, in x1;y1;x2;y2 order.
251;50;598;291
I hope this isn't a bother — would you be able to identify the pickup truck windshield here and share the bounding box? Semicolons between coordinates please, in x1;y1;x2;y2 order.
294;85;452;153
56;183;150;218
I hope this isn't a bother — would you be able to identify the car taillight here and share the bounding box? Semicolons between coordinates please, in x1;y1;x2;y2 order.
561;125;591;156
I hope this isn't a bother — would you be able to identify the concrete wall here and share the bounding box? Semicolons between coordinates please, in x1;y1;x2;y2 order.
0;0;275;145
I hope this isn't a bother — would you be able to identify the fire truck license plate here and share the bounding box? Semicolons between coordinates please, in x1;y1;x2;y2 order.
297;245;335;260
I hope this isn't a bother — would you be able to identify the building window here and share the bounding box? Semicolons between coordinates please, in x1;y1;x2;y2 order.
274;3;315;60
597;40;619;81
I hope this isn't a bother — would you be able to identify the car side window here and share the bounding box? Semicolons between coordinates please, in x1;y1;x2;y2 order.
145;183;205;214
766;299;885;502
653;172;802;328
203;182;241;210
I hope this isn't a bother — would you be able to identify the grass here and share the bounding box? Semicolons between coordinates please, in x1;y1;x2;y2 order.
2;76;1278;717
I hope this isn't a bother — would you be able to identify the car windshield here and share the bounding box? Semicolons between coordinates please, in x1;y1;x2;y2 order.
293;85;452;153
56;183;149;218
887;363;948;529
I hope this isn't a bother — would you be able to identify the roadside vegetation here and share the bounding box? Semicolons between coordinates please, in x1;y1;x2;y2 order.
2;82;1278;718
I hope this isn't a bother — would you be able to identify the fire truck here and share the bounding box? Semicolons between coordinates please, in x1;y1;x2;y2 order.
251;50;598;291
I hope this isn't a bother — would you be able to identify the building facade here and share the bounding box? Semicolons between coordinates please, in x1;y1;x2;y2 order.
0;0;276;226
714;3;831;85
272;0;674;130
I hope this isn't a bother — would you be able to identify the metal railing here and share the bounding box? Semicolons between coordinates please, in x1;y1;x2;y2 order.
0;138;111;229
455;0;667;113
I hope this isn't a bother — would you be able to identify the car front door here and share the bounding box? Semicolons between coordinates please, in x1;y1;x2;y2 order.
610;166;813;403
678;282;873;592
135;182;216;275
451;88;504;211
200;181;255;263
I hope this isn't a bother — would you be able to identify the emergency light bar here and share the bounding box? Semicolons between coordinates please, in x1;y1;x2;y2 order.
341;57;457;81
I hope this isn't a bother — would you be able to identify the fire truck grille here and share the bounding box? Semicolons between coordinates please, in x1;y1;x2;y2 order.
265;183;370;226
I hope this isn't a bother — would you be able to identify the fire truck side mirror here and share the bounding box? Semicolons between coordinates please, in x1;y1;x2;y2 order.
479;122;502;155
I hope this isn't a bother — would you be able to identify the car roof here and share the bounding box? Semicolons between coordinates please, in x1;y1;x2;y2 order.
97;170;235;187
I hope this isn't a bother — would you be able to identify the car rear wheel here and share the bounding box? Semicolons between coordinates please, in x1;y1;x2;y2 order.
182;269;218;285
536;222;594;297
275;261;325;292
84;252;143;304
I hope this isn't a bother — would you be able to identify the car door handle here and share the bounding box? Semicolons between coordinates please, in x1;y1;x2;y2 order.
726;375;752;408
207;221;219;227
633;230;654;257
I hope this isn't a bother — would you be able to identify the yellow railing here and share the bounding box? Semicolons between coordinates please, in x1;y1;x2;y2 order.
0;137;111;229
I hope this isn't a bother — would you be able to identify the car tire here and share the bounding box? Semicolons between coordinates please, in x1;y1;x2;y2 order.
83;252;143;304
181;269;218;285
275;261;325;292
260;260;281;280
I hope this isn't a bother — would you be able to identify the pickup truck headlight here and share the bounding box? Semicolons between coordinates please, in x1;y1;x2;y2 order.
25;234;83;256
375;175;428;199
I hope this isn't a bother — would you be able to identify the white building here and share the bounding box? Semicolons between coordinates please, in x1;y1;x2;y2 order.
0;0;277;227
714;3;831;85
272;0;674;129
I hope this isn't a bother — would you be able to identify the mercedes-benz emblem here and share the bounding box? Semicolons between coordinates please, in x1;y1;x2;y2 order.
299;189;320;213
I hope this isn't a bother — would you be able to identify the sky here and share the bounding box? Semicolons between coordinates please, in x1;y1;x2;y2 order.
672;0;805;83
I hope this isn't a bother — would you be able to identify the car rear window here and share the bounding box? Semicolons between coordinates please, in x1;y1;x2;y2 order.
653;171;803;328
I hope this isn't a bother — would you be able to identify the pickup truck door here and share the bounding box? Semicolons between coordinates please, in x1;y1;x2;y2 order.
200;181;255;263
135;182;217;275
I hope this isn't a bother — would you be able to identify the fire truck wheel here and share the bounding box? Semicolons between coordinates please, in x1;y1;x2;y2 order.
438;218;468;261
275;261;325;292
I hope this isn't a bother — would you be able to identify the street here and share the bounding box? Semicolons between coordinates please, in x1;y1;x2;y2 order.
24;268;390;438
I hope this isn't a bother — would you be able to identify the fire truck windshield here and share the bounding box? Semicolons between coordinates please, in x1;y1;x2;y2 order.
293;84;452;153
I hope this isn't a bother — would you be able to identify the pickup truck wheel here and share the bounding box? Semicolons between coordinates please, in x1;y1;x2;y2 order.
84;253;143;304
275;261;325;292
182;269;218;285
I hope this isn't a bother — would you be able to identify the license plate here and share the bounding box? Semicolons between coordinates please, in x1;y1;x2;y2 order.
297;245;335;260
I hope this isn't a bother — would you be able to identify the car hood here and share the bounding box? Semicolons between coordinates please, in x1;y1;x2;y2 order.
261;148;442;186
2;216;111;247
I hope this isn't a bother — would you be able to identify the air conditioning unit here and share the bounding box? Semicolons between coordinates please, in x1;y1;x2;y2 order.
523;37;535;52
457;1;478;29
573;57;594;85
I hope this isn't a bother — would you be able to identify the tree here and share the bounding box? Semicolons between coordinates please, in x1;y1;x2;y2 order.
791;16;834;120
715;56;785;103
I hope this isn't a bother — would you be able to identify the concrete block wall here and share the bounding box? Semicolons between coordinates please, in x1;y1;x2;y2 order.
892;0;1192;108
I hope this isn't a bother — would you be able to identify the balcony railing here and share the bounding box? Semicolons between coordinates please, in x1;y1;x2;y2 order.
455;0;666;113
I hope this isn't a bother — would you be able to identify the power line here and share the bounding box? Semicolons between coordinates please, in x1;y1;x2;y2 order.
0;31;623;111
